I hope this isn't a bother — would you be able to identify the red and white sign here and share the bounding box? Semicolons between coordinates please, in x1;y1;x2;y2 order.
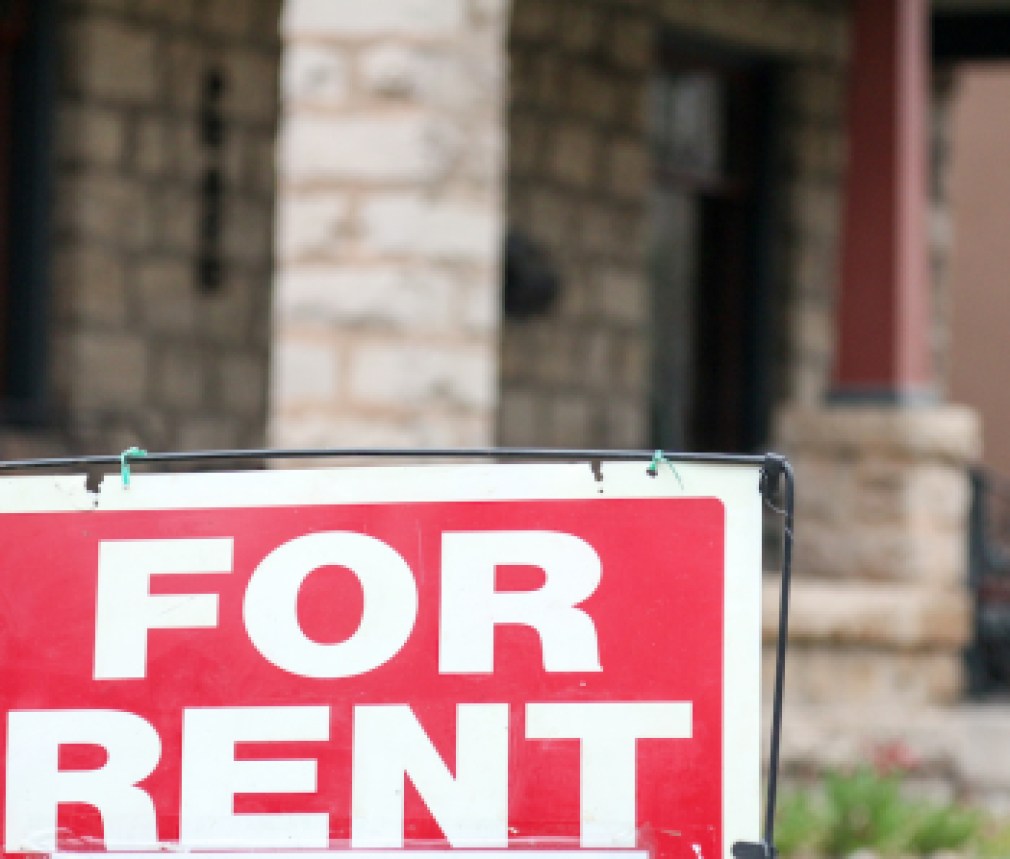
0;461;762;859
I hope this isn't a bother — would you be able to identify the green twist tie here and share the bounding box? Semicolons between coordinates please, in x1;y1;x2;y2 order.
120;446;148;489
646;449;684;489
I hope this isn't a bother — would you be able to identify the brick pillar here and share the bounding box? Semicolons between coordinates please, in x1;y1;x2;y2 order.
834;0;932;400
269;0;504;448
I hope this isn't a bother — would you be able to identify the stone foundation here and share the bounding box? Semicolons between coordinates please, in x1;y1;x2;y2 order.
768;404;983;783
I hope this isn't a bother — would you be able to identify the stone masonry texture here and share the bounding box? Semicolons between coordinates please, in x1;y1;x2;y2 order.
37;0;282;455
500;0;849;448
269;0;504;448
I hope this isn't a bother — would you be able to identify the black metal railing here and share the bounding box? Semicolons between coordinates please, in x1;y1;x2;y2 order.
967;467;1010;697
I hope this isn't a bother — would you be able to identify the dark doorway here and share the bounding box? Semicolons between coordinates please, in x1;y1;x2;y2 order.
649;37;775;453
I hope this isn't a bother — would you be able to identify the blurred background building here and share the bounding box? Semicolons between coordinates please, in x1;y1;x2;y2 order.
4;0;1010;804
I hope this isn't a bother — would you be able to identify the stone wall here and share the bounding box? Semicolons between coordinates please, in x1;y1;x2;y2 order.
33;0;282;456
500;0;849;448
269;0;504;449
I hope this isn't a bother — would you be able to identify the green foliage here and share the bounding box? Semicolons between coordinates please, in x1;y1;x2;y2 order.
774;767;992;857
818;768;910;856
903;802;981;856
774;789;826;856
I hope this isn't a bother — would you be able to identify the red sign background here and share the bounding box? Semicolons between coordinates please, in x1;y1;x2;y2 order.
0;497;725;858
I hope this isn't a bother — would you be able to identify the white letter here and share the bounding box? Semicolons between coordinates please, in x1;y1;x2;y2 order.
440;531;602;673
94;538;233;679
244;532;418;678
180;706;329;849
352;704;508;848
5;709;160;852
526;702;692;847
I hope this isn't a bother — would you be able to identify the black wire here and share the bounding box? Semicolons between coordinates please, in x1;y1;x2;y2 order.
0;446;768;472
762;458;794;855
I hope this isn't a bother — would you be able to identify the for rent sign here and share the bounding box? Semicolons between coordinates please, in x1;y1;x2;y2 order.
0;461;762;859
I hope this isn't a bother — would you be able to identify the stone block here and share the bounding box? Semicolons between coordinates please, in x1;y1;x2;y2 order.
204;0;255;38
280;115;440;184
763;646;963;706
593;265;647;325
549;392;593;447
497;386;541;446
153;347;205;410
608;137;649;201
68;19;158;104
494;384;541;444
70;331;148;411
222;200;274;265
585;330;611;385
133;116;173;177
550;123;599;188
270;338;341;405
54;245;128;326
567;64;616;122
152;187;199;255
360;43;419;100
276;193;351;261
249;0;284;43
578;203;647;260
283;0;465;38
163;38;205;112
197;275;256;344
178;415;241;451
133;0;193;24
282;44;348;106
457;276;499;334
532;53;566;110
171;120;204;184
507;0;558;41
611;332;649;392
275;264;456;331
792;456;852;524
467;0;507;28
508;114;542;175
223;48;280;124
527;189;574;248
136;258;196;334
358;194;497;262
57;173;153;250
777;405;982;463
603;396;648;448
241;135;279;197
763;579;970;650
793;518;964;586
218;351;266;416
56;104;125;167
559;2;603;54
607;15;652;72
347;339;494;412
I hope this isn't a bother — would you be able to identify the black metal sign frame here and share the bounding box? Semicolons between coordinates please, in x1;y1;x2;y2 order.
0;446;793;859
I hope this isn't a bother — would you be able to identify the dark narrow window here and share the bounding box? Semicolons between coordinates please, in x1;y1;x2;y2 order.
0;0;54;421
649;38;776;453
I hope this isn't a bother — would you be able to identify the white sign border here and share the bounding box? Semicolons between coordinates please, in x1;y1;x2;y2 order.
0;460;763;859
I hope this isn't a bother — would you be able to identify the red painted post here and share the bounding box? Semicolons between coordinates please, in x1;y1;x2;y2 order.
833;0;933;399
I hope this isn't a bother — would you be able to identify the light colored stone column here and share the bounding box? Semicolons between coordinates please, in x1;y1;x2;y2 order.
771;405;979;706
767;404;981;787
270;0;505;448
